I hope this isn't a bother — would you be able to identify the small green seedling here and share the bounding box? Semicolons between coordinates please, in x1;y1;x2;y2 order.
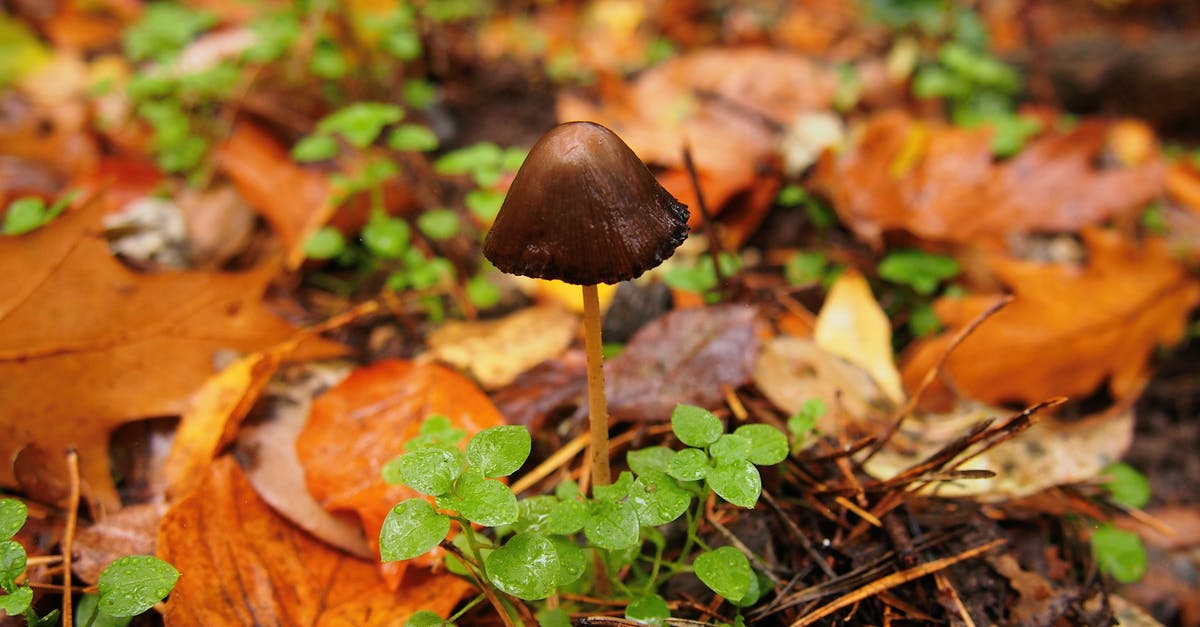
0;498;177;626
1091;523;1147;584
3;192;75;236
662;253;741;303
382;406;794;621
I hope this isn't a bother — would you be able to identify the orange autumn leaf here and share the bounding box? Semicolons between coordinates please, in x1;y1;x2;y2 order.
0;198;344;510
296;360;506;586
158;456;471;626
813;112;1165;245
215;122;335;269
901;229;1200;407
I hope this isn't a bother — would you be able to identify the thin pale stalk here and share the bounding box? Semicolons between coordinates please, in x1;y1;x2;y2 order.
581;284;611;489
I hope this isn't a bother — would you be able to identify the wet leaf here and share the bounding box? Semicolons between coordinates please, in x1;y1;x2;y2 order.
466;425;531;478
96;555;178;617
901;230;1199;406
296;360;505;585
379;499;451;562
0;198;343;508
693;546;752;601
607;305;760;421
158;457;469;625
485;533;558;600
707;460;761;508
814;112;1165;244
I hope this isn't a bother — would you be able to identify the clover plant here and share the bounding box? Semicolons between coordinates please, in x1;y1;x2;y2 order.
0;498;177;626
382;406;793;625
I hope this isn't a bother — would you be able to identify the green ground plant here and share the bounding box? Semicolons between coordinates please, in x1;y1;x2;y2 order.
0;498;178;626
380;405;808;626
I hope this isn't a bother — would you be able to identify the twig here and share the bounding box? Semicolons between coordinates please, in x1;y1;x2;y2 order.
63;449;80;626
761;490;835;578
860;295;1013;465
681;143;728;295
789;539;1005;626
438;539;518;627
510;432;588;495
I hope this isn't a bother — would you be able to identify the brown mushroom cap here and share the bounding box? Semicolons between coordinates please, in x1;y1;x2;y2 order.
482;121;689;285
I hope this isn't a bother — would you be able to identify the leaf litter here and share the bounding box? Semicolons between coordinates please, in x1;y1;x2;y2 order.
1;1;1199;625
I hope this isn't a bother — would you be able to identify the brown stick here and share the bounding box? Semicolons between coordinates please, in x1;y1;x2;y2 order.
63;449;80;627
581;284;611;489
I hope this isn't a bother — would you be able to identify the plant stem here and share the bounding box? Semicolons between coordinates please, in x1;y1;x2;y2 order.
581;283;611;490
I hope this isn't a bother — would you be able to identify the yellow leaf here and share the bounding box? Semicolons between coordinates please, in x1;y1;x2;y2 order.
813;269;905;404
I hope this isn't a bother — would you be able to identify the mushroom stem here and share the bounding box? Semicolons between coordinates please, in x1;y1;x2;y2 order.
581;283;612;490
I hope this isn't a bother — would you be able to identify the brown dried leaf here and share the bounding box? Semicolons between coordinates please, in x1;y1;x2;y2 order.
296;360;505;586
606;304;760;421
813;112;1165;245
814;269;904;404
158;457;470;626
427;304;579;389
901;229;1199;406
73;503;166;584
560;49;836;238
0;199;343;509
215;122;335;269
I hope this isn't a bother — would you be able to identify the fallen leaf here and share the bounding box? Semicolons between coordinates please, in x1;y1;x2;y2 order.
0;198;343;510
215;122;335;269
901;229;1199;406
814;269;905;404
813;112;1165;245
72;503;166;584
158;457;470;626
1167;161;1200;215
492;350;587;432
296;360;505;586
427;304;579;389
234;361;372;558
753;336;893;438
863;402;1133;499
606;304;760;421
560;48;837;240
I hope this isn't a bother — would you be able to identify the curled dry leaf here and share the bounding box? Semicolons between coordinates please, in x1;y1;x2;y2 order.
72;503;166;584
158;457;470;626
901;229;1200;407
863;402;1133;499
753;336;893;440
234;361;372;559
813;269;905;404
606;304;760;422
426;304;579;389
813;112;1165;245
560;48;837;240
296;360;505;586
215;122;335;269
0;198;344;510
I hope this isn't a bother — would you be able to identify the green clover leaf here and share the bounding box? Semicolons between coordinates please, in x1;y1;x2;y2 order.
707;460;761;508
454;470;518;526
485;533;559;600
96;555;180;617
733;424;789;466
466;425;531;478
380;499;451;562
671;405;723;448
694;546;753;601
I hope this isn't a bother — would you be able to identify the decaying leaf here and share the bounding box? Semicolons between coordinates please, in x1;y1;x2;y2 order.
814;269;905;404
901;229;1199;407
234;361;371;559
427;304;579;389
296;360;505;586
73;503;166;584
863;402;1133;499
605;304;760;422
0;199;343;509
560;49;837;240
753;336;893;438
158;457;470;626
813;112;1165;245
215;122;336;269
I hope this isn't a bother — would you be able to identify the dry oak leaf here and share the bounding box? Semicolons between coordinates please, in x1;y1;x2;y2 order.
812;112;1165;245
0;199;343;511
296;360;505;587
215;122;335;269
72;502;166;584
560;48;837;241
901;229;1200;407
158;456;470;626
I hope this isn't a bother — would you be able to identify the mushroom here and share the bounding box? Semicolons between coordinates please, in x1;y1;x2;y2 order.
483;121;689;489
